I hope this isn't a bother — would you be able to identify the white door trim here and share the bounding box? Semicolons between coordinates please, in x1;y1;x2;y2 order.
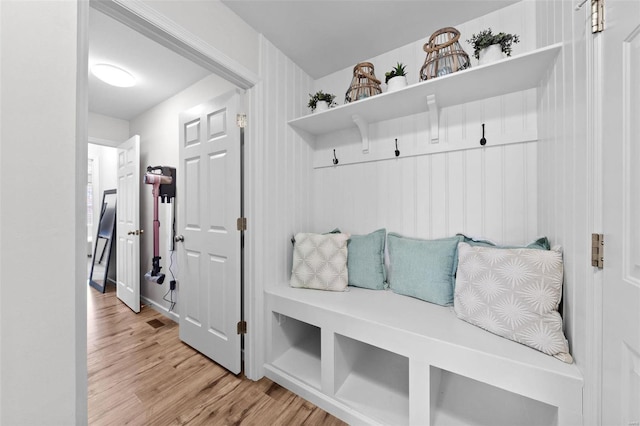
89;0;259;90
78;0;263;390
586;27;604;426
76;1;91;422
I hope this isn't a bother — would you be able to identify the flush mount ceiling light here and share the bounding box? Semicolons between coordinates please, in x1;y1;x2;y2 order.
91;63;136;87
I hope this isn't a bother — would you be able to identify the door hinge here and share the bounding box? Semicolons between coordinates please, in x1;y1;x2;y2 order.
591;0;604;33
236;217;247;231
236;113;247;128
237;320;247;335
592;233;604;269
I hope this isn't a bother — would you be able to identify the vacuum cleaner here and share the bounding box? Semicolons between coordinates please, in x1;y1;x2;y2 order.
143;166;176;284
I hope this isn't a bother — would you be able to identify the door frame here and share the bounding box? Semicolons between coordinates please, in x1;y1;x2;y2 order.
77;1;262;403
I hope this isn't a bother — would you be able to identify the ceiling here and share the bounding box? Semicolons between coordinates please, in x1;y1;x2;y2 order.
88;8;211;121
89;1;518;121
221;0;519;79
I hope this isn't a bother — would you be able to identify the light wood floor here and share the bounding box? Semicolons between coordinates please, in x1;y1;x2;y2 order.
88;285;346;425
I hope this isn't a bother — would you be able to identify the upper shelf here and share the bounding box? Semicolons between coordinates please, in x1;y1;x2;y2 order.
288;43;562;138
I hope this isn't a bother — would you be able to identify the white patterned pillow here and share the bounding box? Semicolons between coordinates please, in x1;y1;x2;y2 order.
454;242;573;363
290;233;349;291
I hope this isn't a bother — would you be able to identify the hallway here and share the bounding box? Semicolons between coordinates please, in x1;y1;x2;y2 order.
87;285;345;425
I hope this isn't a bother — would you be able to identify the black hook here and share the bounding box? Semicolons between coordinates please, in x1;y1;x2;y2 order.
394;138;400;157
333;149;339;165
480;123;487;146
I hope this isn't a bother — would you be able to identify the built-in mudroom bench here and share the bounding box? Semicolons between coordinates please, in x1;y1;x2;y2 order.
262;7;584;423
264;285;583;426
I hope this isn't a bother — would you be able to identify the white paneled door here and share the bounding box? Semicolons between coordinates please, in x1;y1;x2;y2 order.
116;135;141;313
601;1;640;425
178;90;243;375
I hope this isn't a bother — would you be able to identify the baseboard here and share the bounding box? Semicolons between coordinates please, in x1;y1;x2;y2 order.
141;295;180;322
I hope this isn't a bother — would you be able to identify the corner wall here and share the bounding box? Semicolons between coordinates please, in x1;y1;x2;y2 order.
246;35;314;378
0;1;87;423
88;112;130;144
535;0;596;422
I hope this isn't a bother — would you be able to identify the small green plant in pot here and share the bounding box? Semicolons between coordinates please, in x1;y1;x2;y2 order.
466;28;520;65
385;62;408;92
308;90;336;112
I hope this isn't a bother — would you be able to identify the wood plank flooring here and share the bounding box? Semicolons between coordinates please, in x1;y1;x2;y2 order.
88;285;346;425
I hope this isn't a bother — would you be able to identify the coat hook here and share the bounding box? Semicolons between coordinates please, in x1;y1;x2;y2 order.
480;123;487;146
394;138;400;157
333;149;339;165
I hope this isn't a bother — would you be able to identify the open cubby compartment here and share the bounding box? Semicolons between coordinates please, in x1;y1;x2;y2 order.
270;312;322;390
334;333;409;425
430;366;558;426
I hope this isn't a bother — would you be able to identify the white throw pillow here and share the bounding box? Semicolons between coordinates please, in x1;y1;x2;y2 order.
454;242;573;363
290;233;349;291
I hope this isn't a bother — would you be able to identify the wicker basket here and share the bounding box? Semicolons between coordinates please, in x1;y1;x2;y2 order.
420;27;471;81
345;62;382;103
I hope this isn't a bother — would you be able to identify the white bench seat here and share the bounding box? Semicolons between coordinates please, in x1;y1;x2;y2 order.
265;284;583;425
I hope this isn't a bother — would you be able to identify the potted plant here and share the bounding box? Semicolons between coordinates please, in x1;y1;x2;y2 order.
308;90;336;112
385;62;408;92
466;28;520;65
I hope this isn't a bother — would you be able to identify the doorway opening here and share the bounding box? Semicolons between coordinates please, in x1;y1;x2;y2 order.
81;3;260;413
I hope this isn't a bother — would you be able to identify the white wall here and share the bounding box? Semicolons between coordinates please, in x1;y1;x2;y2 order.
535;1;596;423
87;144;118;254
88;112;130;144
142;0;260;76
252;36;314;289
129;73;236;316
0;1;87;424
244;35;314;378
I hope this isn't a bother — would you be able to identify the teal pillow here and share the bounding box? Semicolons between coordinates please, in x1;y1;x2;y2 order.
387;233;462;306
347;228;386;290
456;233;496;247
456;233;550;250
526;237;551;250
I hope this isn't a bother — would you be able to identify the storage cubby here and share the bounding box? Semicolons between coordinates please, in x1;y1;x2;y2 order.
334;333;410;425
430;366;558;426
270;312;322;390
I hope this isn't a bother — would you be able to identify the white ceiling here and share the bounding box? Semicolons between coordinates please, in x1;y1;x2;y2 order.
89;1;518;121
221;0;519;79
88;8;211;121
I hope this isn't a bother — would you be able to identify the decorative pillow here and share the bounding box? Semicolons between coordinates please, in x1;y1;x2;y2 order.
290;232;349;291
454;242;573;363
291;228;341;246
347;228;386;290
387;233;462;306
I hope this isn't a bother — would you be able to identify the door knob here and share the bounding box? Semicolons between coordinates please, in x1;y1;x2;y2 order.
175;235;185;242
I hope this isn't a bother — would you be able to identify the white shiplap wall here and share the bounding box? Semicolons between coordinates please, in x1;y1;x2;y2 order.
310;2;540;246
246;36;314;378
536;0;596;422
252;36;314;285
313;142;537;245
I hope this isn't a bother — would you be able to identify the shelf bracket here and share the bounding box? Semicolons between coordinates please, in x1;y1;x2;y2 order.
352;114;369;153
426;94;439;144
